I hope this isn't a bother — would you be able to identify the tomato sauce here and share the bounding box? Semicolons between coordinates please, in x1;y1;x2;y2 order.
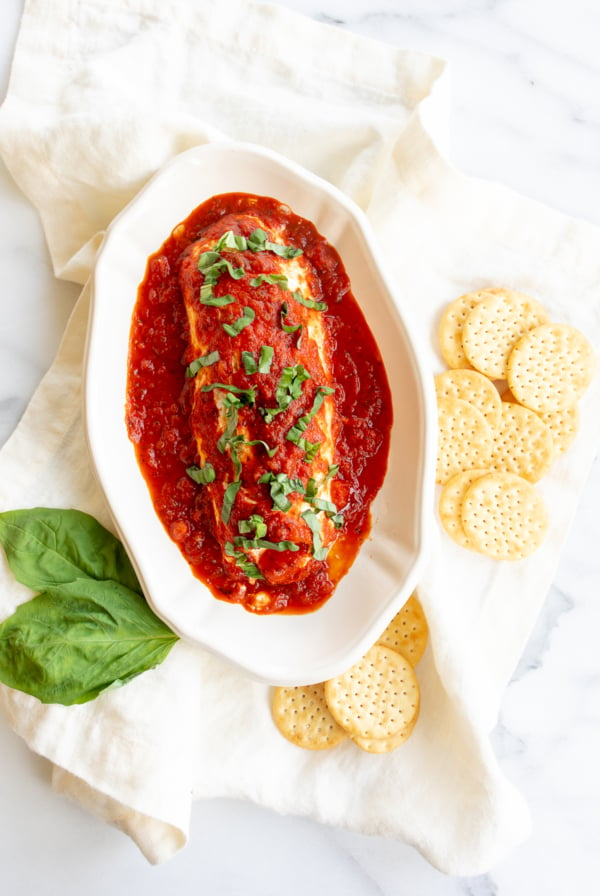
126;193;392;614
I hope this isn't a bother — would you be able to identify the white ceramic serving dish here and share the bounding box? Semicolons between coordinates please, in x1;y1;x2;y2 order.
84;141;436;686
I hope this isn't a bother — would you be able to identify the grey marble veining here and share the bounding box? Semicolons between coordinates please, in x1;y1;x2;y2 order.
0;0;599;894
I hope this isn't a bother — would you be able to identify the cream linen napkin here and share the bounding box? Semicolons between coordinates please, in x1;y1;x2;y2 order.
1;0;599;874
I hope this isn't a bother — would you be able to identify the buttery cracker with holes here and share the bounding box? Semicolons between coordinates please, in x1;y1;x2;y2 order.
272;683;347;750
324;644;420;741
461;289;549;379
460;471;548;561
436;396;493;484
376;592;429;666
506;322;595;413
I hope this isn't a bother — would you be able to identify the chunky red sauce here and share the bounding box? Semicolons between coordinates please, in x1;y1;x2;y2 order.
126;193;392;614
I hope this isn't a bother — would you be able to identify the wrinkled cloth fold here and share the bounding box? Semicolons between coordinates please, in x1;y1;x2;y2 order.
0;0;599;874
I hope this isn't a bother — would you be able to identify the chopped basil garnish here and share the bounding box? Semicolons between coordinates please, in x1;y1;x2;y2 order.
186;350;220;378
186;463;216;485
246;228;303;258
280;302;303;345
286;386;334;460
224;542;264;580
261;364;310;423
241;346;274;375
301;509;328;560
292;290;327;312
221;479;242;524
241;351;257;374
258;471;304;512
199;284;235;307
201;383;256;405
211;228;302;259
258;345;274;373
233;536;300;553
223;306;255;337
238;515;268;539
250;273;289;288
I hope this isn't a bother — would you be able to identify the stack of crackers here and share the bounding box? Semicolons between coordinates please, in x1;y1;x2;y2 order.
272;593;428;753
436;287;595;560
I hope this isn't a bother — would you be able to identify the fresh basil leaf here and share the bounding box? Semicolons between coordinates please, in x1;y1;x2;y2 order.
258;345;274;373
214;230;247;252
197;250;222;271
186;350;220;378
233;536;299;553
238;515;268;539
222;480;242;524
0;508;141;595
0;581;178;705
223;306;255;337
292;290;327;311
301;509;328;561
224;542;264;580
186;463;216;485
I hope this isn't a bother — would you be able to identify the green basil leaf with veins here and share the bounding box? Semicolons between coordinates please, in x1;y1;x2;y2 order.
214;230;248;252
238;515;268;539
233;536;300;553
221;479;242;524
0;508;141;595
224;542;264;580
186;463;216;485
301;509;328;561
186;350;220;378
222;306;255;337
0;508;178;705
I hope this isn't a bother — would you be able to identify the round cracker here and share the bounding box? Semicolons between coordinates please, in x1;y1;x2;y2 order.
324;645;420;740
461;290;549;379
438;289;495;369
436;396;493;484
501;387;580;454
461;471;548;561
377;593;429;666
506;322;595;413
352;711;419;754
438;468;490;550
490;402;555;483
272;683;347;750
435;368;502;429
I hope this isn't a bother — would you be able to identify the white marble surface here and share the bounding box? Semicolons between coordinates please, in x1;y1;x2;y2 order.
0;0;599;893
